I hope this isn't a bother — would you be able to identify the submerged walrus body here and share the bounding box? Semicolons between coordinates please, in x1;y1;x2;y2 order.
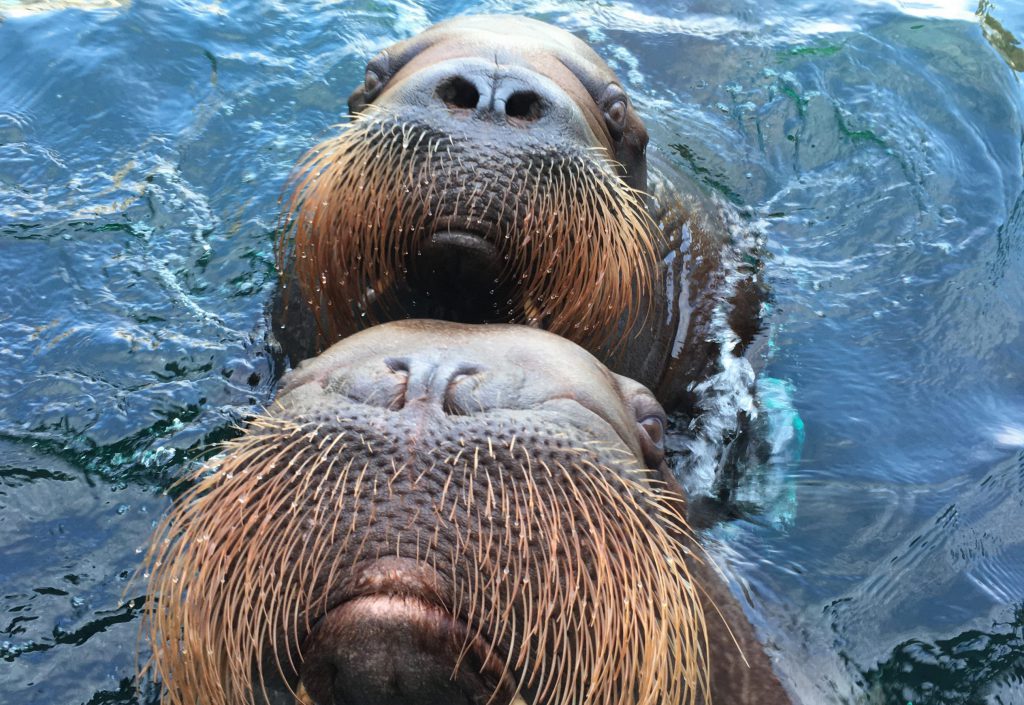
144;321;790;705
142;15;792;705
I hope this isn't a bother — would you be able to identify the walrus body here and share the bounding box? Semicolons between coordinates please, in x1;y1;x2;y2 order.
274;15;760;414
141;15;791;705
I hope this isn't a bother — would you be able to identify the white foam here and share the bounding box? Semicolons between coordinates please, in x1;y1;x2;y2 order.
993;425;1024;448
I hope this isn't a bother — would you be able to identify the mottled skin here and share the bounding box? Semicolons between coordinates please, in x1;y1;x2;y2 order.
273;15;761;415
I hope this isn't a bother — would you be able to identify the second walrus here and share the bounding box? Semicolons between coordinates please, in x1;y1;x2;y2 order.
144;321;791;705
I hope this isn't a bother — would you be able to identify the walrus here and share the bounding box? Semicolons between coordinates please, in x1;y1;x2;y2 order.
274;15;761;414
142;320;790;705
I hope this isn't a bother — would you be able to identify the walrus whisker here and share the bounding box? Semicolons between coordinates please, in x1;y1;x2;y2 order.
142;411;715;705
280;111;660;351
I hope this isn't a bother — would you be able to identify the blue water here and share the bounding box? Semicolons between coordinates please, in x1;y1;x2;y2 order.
1;1;1023;703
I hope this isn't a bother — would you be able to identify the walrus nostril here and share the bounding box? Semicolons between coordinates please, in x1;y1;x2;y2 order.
384;358;410;411
505;91;543;120
381;360;484;414
385;357;410;375
443;365;481;416
437;76;480;111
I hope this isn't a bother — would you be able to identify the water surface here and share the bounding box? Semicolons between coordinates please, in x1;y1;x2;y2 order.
1;1;1023;703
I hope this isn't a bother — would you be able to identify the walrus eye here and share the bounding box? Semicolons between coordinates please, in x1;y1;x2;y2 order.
363;69;383;101
639;414;665;449
601;84;628;140
361;53;390;103
636;412;666;469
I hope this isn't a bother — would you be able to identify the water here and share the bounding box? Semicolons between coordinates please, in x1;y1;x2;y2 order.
1;1;1022;703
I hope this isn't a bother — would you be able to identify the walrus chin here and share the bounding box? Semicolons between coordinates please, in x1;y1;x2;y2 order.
280;110;658;351
141;323;712;705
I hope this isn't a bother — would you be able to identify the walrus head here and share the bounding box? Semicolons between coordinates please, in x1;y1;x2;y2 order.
143;321;712;705
281;16;657;351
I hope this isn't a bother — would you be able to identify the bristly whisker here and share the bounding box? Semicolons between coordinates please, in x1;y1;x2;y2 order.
140;417;712;705
278;112;661;353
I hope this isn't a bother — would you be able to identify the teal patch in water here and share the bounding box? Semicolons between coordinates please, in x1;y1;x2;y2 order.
667;141;744;204
731;376;804;528
781;44;844;58
759;376;805;460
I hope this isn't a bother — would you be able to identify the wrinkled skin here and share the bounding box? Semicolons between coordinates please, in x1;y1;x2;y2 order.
274;15;761;414
144;321;791;705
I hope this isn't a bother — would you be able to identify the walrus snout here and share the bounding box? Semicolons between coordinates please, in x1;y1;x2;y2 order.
278;320;647;457
436;70;546;123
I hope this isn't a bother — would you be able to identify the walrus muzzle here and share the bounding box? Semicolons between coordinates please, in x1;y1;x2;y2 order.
282;111;657;351
142;322;712;705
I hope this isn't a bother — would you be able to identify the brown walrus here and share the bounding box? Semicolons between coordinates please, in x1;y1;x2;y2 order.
274;15;761;414
143;320;791;705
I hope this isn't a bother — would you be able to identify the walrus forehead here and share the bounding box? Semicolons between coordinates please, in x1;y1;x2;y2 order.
382;15;618;98
280;322;622;391
411;16;612;70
